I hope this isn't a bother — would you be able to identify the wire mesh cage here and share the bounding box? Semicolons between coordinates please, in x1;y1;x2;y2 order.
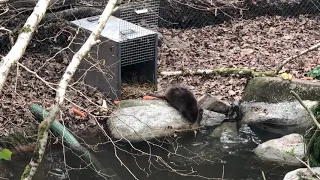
70;14;159;100
116;0;160;32
111;0;161;69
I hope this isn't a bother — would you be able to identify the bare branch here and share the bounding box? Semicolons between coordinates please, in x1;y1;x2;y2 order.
275;42;320;74
261;170;266;180
290;90;320;129
0;6;9;16
295;156;320;179
0;26;14;47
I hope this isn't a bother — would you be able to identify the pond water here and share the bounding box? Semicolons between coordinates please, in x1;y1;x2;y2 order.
0;124;300;180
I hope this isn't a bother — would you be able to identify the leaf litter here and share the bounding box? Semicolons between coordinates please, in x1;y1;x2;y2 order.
157;14;320;100
1;14;320;137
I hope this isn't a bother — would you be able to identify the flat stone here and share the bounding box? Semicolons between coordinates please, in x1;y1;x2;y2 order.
254;133;306;166
283;167;320;180
241;100;318;127
107;99;225;142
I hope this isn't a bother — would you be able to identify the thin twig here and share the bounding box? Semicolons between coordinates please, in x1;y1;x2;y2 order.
221;165;224;179
261;170;266;180
275;42;320;74
291;90;320;158
0;6;9;16
0;26;14;47
290;90;320;129
174;125;204;133
295;156;320;179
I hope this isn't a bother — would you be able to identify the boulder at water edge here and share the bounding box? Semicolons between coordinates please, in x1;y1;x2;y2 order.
240;76;320;136
283;167;320;180
254;133;306;166
240;100;319;134
107;99;225;142
243;77;320;103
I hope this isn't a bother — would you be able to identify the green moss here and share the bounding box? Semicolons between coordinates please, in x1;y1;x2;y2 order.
285;148;295;156
243;77;320;103
38;120;49;138
36;120;49;149
19;24;32;34
30;120;49;162
20;164;31;180
208;68;274;77
251;71;276;77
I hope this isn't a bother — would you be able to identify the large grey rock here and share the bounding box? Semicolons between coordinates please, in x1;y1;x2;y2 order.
243;77;320;103
283;167;320;180
107;99;225;142
254;133;306;166
241;100;319;128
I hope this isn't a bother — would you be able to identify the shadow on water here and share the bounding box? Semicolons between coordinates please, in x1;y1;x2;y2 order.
0;124;300;180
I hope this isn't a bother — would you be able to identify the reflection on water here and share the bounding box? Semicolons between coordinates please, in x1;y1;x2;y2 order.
0;124;299;180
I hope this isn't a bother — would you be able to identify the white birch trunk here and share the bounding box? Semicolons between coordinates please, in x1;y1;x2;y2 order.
0;0;52;91
20;0;119;179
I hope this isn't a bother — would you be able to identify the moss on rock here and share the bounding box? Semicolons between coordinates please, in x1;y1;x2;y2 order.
243;77;320;103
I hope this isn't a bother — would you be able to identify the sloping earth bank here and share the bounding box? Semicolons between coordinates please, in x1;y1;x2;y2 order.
157;14;320;101
1;13;320;138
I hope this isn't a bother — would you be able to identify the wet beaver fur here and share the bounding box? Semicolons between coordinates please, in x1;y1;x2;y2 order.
149;84;203;124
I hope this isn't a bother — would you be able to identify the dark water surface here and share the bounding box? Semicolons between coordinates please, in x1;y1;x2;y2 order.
0;125;300;180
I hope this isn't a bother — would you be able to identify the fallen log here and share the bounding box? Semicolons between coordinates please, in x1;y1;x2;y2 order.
160;68;276;77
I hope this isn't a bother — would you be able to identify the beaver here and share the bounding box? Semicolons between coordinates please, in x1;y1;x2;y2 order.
149;84;203;125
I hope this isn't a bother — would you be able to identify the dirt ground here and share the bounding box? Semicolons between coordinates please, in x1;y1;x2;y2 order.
1;11;320;138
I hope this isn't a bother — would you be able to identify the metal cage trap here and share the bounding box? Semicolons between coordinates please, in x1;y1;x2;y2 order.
69;0;160;100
